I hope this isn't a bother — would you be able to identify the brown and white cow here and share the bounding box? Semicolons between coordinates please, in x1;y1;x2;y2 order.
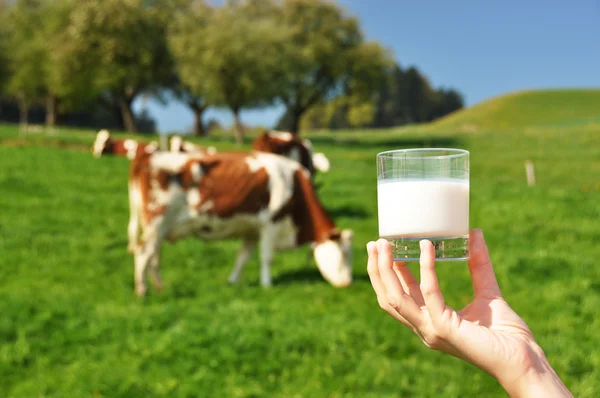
92;129;158;160
128;149;353;296
252;131;331;176
169;135;217;155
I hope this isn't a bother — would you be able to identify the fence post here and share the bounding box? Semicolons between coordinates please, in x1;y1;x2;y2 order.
525;160;536;186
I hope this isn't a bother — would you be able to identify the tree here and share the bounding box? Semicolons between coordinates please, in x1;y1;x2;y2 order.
4;0;48;126
432;88;464;119
370;64;464;128
168;0;213;137
0;0;10;96
273;0;391;135
171;0;285;143
66;0;174;132
40;0;83;126
294;60;464;130
4;0;106;127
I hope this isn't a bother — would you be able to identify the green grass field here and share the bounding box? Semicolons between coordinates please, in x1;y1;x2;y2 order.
426;88;600;133
1;90;600;397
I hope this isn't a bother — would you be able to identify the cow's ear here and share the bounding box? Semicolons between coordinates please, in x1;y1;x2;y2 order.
328;228;342;241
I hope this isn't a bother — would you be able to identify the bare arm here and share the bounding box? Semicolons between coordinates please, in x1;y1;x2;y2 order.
366;229;572;397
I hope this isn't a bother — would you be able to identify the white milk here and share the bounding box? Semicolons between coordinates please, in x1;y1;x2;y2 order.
377;179;469;238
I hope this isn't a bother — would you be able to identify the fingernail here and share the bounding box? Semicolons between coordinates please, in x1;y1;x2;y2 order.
419;240;427;250
366;241;375;253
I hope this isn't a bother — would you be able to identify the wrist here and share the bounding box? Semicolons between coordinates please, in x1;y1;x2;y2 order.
499;345;571;398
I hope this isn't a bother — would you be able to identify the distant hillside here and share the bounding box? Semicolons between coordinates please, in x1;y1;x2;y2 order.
426;89;600;132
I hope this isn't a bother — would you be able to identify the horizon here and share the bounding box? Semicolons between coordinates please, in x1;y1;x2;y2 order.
133;0;600;134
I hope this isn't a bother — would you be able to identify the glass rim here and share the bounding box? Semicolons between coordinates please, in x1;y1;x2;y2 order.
377;148;469;160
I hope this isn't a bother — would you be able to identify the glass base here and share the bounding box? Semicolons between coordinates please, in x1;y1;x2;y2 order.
384;235;469;261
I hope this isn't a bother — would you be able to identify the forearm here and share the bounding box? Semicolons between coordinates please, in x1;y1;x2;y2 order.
500;353;572;398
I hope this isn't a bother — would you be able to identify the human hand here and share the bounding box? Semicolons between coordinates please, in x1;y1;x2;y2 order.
366;229;571;397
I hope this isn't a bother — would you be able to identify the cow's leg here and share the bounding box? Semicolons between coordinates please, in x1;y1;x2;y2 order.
134;243;154;297
127;181;140;253
149;249;163;293
228;239;257;284
134;218;167;296
259;226;277;287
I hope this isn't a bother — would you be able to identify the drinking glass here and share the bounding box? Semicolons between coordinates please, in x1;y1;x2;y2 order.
377;148;470;261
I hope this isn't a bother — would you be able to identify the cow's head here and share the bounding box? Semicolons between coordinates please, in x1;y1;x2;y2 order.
313;229;353;287
170;135;183;153
92;129;111;157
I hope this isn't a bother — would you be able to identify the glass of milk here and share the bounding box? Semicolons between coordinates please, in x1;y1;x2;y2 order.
377;148;470;261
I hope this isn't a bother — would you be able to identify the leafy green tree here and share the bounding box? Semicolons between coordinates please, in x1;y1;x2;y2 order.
168;0;213;136
0;0;10;97
66;0;174;132
371;64;464;128
41;0;82;126
297;60;463;130
4;0;48;126
172;0;285;143
274;0;392;134
432;88;464;118
4;0;106;127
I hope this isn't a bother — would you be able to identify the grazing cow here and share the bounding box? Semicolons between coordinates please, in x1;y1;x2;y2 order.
92;129;158;160
169;135;217;155
129;150;353;296
252;131;331;176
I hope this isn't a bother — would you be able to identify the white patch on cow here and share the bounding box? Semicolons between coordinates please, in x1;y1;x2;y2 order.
190;162;202;183
124;139;139;160
153;181;177;208
312;152;331;173
207;146;217;155
92;129;111;157
313;233;353;287
182;142;199;153
170;135;183;152
145;141;158;154
150;152;190;174
270;131;293;141
245;156;263;173
187;188;201;208
250;152;300;215
198;199;214;212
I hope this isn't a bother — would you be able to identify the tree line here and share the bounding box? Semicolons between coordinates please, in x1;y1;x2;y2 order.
0;0;463;139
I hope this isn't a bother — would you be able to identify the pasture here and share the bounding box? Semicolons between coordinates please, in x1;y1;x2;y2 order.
1;107;600;396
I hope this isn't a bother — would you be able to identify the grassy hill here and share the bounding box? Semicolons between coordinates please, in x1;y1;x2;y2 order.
427;89;600;132
1;93;600;397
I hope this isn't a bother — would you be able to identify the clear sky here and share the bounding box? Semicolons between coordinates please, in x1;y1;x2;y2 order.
134;0;600;133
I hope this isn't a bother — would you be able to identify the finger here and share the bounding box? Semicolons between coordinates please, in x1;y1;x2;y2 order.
468;229;502;298
393;261;425;306
377;239;424;327
419;240;446;320
366;241;413;327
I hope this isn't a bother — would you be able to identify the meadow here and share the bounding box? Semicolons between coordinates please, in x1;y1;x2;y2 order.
1;90;599;397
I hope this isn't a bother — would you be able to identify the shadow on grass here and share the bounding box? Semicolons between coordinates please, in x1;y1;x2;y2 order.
308;135;462;150
275;268;371;286
327;204;371;220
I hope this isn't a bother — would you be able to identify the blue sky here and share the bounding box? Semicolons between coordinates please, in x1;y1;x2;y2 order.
134;0;600;133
